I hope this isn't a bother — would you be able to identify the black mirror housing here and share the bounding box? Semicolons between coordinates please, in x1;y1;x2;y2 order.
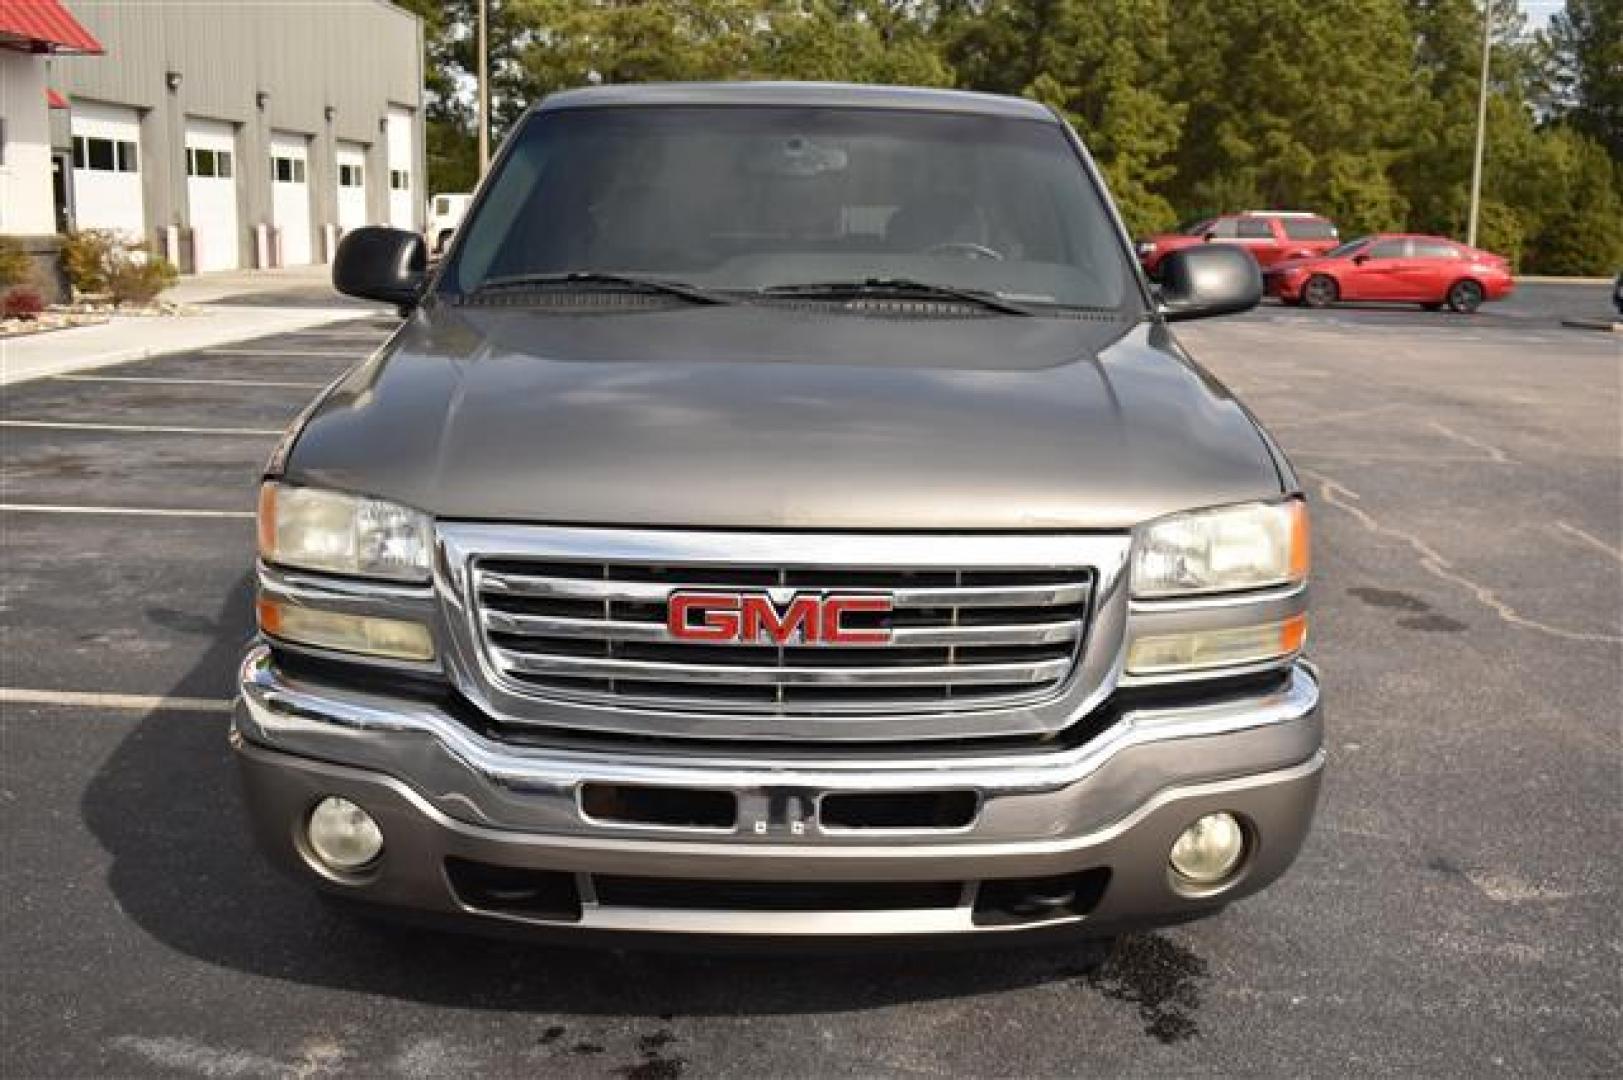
333;226;427;308
1157;245;1262;322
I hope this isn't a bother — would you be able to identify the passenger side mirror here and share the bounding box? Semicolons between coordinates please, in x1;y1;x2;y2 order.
333;226;427;309
1157;245;1262;322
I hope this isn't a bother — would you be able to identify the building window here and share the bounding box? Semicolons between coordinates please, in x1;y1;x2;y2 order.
272;156;306;184
186;146;234;179
339;163;364;188
389;168;409;190
74;135;139;173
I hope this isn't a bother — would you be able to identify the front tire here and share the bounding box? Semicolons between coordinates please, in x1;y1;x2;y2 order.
1301;274;1338;309
1446;279;1483;313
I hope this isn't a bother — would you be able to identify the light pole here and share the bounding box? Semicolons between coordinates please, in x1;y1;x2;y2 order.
1466;0;1491;248
477;0;490;176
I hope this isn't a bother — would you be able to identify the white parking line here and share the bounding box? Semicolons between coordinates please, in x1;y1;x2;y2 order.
0;688;234;713
0;503;254;519
291;328;393;339
200;348;359;358
1;420;282;435
50;374;328;389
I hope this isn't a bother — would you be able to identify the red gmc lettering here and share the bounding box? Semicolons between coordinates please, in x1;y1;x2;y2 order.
819;596;892;644
666;593;741;641
740;595;820;644
667;592;892;645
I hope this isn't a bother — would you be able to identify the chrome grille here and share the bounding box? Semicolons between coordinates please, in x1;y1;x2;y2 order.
470;558;1094;714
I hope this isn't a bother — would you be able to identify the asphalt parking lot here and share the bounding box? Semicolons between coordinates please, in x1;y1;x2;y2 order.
2;284;1618;1077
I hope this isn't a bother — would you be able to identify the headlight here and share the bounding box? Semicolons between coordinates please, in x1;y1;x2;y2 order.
1133;500;1307;598
258;482;432;582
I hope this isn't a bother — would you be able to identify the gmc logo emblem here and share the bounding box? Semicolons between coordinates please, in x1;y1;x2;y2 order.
667;592;892;646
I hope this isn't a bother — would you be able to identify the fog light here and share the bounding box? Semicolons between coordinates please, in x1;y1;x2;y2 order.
306;796;383;871
1169;812;1246;886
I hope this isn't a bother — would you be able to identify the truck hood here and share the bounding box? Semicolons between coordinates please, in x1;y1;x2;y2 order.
284;302;1286;531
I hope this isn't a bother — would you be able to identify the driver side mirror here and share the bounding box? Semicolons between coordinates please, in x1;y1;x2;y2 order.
1202;231;1218;242
333;226;427;309
1352;254;1370;265
1157;245;1262;322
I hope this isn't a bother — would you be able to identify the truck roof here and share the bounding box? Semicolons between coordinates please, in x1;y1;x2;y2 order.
536;81;1057;121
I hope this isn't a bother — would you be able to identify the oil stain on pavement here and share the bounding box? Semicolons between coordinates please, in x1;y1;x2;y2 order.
1069;934;1209;1044
1348;586;1467;632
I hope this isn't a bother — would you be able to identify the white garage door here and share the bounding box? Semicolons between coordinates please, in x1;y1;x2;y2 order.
185;119;240;272
335;142;368;232
386;106;415;230
270;131;313;266
70;102;144;239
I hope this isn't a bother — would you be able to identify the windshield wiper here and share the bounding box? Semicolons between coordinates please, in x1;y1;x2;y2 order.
757;278;1037;316
472;271;733;305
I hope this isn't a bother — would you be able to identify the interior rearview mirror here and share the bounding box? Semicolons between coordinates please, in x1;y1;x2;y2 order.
333;226;427;310
1157;245;1262;322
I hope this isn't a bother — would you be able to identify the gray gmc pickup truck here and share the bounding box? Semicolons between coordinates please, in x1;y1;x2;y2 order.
236;82;1322;944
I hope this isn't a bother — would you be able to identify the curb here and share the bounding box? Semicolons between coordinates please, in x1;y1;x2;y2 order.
1559;317;1622;333
0;304;388;387
1515;276;1616;286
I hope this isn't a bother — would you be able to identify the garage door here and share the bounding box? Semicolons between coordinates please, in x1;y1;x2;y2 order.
185;119;240;272
335;142;368;232
270;131;313;265
386;106;415;230
70;102;144;239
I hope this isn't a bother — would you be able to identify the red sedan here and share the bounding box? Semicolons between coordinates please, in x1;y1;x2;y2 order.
1264;234;1514;312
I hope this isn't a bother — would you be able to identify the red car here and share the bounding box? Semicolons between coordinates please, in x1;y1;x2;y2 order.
1265;234;1514;313
1136;211;1339;277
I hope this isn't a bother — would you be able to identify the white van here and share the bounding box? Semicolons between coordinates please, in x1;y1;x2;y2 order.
426;193;472;256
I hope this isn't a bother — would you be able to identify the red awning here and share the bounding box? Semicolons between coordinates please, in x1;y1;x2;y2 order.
46;87;68;108
0;1;104;55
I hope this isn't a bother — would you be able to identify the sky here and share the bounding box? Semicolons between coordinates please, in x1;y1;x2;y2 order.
1518;0;1563;32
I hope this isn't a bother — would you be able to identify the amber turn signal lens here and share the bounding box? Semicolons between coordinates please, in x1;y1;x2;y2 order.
1287;500;1310;583
256;482;277;561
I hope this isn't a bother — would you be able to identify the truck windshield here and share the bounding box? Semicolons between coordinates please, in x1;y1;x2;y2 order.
443;105;1134;312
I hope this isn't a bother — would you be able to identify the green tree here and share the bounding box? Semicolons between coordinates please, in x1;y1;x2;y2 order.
1166;0;1417;235
943;1;1185;236
1544;0;1623;158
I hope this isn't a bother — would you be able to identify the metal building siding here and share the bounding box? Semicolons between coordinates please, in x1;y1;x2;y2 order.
49;0;423;250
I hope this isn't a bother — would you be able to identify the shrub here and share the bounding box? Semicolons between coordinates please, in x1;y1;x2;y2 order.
2;286;46;320
62;229;118;295
107;255;179;305
62;230;178;304
0;237;33;287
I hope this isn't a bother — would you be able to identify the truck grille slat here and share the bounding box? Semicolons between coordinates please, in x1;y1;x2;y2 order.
479;570;1088;609
482;609;1083;647
490;647;1074;686
469;554;1094;716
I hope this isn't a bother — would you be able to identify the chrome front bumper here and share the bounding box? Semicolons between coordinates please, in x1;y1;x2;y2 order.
233;645;1324;939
